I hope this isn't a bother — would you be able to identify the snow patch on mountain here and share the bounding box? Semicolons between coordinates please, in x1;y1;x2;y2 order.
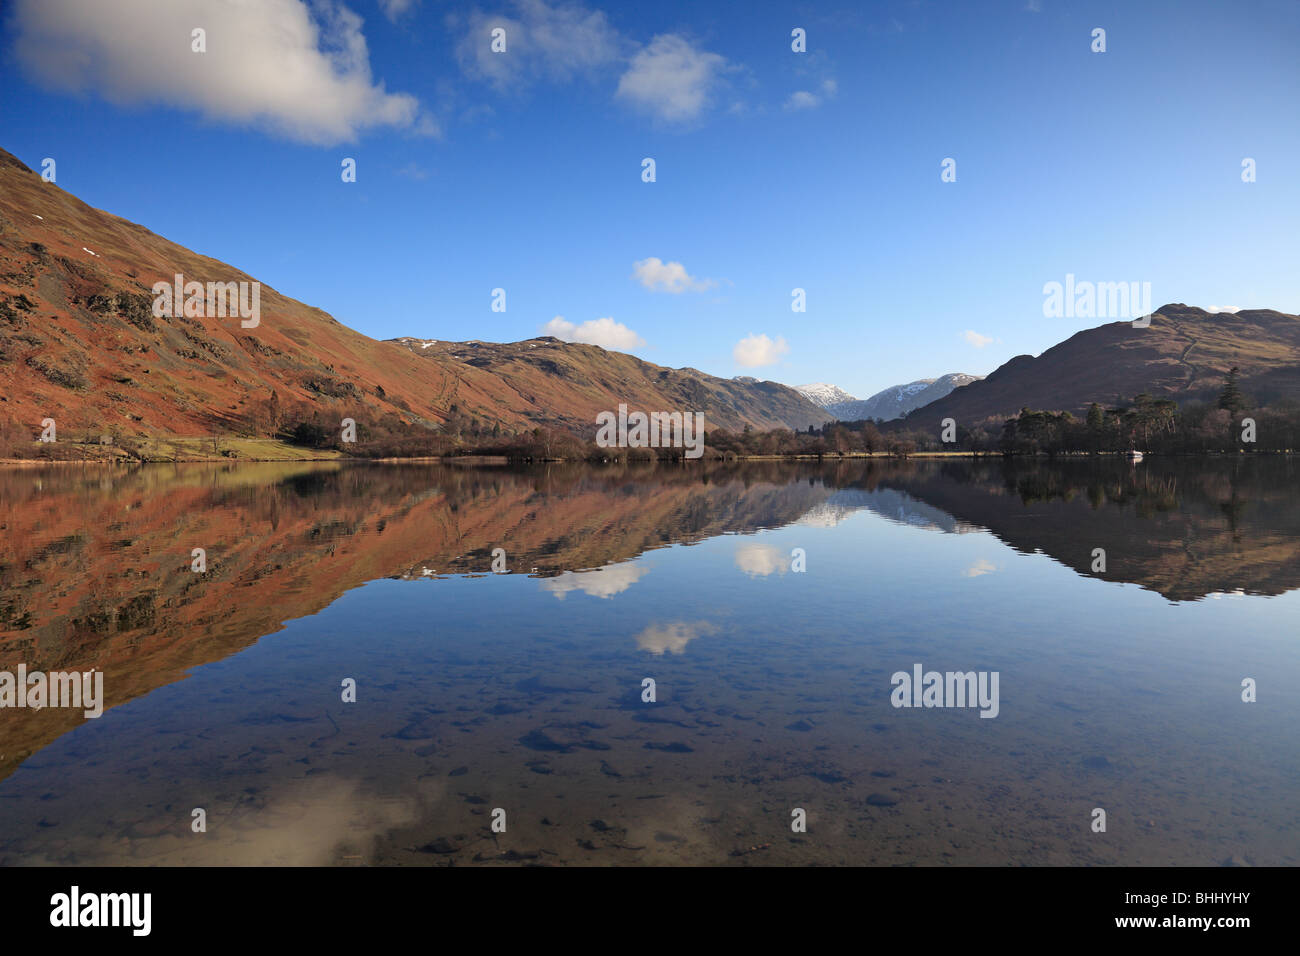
793;382;857;408
792;373;984;422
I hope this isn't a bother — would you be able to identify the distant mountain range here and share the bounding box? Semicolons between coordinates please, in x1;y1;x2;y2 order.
795;374;983;422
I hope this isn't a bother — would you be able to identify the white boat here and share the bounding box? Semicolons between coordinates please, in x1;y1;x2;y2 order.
1127;450;1145;462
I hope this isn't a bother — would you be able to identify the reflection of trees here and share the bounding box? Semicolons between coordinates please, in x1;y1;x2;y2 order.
1219;489;1249;534
867;457;1296;602
1087;483;1105;510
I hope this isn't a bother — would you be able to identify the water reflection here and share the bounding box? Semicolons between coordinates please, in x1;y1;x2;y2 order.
1;457;1297;865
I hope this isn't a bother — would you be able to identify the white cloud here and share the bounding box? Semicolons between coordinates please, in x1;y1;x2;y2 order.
540;562;649;600
734;543;786;578
11;0;430;145
616;34;729;123
631;257;715;293
542;316;645;350
379;0;419;21
784;78;837;110
1206;305;1241;313
455;0;623;90
962;558;998;578
733;333;790;368
785;91;819;110
454;8;730;125
964;330;994;348
635;620;715;656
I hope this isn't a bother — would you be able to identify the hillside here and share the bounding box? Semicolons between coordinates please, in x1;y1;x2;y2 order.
0;147;826;449
392;337;829;435
0;149;499;441
903;305;1300;428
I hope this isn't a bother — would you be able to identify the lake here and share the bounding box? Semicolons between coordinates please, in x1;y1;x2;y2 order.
1;457;1296;865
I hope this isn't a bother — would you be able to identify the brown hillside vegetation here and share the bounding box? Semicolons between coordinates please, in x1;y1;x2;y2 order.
903;304;1300;428
0;146;826;450
390;336;829;436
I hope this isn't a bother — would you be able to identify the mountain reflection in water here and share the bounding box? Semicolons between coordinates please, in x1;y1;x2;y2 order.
1;458;1296;865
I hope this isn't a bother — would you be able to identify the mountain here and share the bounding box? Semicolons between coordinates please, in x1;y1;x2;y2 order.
392;338;829;434
832;373;982;422
0;147;507;443
902;305;1300;429
793;382;856;408
0;147;827;450
795;374;983;422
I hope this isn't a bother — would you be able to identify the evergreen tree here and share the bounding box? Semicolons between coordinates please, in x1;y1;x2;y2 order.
1218;367;1245;415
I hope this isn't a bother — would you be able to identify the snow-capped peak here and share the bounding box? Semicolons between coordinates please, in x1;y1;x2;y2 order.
793;382;858;408
791;373;985;423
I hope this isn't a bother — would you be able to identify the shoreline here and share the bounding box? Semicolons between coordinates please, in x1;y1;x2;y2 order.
2;449;1294;467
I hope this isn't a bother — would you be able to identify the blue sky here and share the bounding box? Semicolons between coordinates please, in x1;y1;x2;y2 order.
2;0;1297;399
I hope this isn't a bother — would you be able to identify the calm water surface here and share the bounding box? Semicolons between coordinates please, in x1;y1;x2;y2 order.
0;458;1296;865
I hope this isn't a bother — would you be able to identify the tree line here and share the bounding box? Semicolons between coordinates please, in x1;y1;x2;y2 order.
6;369;1295;462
